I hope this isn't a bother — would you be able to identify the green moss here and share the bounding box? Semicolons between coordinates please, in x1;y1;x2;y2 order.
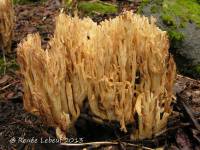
0;58;5;75
78;1;117;15
168;30;184;49
162;0;200;27
154;0;164;5
194;65;200;73
179;22;186;28
137;0;150;13
161;14;176;26
138;0;164;13
142;0;150;4
139;0;200;27
150;5;159;13
65;0;73;6
168;30;184;41
0;57;19;75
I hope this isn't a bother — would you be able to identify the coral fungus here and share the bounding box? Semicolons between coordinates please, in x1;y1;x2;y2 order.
17;11;176;140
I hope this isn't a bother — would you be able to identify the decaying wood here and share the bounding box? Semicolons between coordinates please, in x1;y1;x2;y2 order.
0;0;14;53
17;11;176;140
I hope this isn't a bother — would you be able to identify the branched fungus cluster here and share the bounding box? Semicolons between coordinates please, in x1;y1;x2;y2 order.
17;11;176;140
0;0;14;53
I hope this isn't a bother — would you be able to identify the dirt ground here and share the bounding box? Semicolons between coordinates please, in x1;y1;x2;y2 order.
0;1;200;150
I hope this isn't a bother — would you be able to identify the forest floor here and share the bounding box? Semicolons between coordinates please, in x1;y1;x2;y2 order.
0;0;200;150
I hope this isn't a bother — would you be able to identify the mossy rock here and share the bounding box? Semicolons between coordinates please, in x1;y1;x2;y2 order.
138;0;200;79
162;0;200;27
78;1;117;15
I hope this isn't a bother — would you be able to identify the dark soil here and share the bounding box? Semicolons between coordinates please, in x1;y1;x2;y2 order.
0;1;200;150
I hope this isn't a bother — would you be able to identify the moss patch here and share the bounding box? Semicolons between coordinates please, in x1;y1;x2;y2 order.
161;14;175;26
162;0;200;27
168;30;184;41
137;0;150;13
138;0;199;47
150;5;159;13
194;65;200;74
168;30;184;48
0;57;19;75
160;0;200;45
139;0;200;27
78;1;117;15
138;0;200;79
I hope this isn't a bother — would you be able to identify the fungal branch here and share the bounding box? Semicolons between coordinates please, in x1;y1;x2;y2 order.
0;0;14;74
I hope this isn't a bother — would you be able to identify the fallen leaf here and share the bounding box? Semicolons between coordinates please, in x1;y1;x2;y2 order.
176;129;192;150
6;92;14;99
0;75;10;85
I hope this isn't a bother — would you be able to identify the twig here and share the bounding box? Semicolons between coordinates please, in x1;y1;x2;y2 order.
0;82;13;91
177;93;200;131
0;80;19;91
123;142;154;150
2;49;7;75
155;122;190;137
61;141;118;146
177;74;200;84
60;141;154;150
